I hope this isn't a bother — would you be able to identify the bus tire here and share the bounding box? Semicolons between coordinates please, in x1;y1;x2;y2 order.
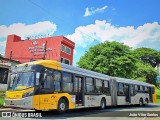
100;98;106;110
57;99;67;114
144;98;148;106
139;98;143;106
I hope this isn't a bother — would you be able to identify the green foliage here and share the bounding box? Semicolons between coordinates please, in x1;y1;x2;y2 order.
133;61;158;85
157;81;160;88
133;47;160;68
78;41;137;78
77;41;158;85
156;88;160;103
0;91;5;107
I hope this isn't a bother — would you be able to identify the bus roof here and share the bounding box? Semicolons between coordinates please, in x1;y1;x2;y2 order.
15;60;61;70
114;77;153;87
60;63;111;80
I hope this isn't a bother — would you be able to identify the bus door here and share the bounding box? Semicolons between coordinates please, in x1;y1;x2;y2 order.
38;70;55;110
74;75;84;106
124;84;130;103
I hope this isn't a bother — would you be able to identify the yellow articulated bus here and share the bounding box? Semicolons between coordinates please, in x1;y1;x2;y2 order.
4;60;156;113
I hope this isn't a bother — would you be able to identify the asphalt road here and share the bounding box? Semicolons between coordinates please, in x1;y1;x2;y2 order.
0;103;160;120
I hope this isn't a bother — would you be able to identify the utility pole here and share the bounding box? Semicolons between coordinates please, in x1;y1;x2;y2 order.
43;41;47;60
9;51;12;62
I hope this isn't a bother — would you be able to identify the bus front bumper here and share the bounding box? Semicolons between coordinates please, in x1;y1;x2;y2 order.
4;96;34;109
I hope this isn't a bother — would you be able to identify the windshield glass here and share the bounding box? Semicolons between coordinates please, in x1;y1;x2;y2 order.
8;71;35;91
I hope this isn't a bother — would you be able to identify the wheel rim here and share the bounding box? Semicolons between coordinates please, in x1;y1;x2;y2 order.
60;103;66;111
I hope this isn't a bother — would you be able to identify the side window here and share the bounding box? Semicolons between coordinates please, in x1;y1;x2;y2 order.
44;75;54;89
145;86;148;93
74;77;82;92
54;71;61;91
131;84;134;96
134;85;138;94
140;86;143;92
62;72;73;92
142;86;145;92
95;79;102;93
86;77;94;93
118;83;124;96
103;80;110;95
137;85;140;91
41;69;54;89
135;85;138;91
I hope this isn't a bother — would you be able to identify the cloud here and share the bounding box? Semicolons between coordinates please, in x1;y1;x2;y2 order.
74;50;77;54
0;21;57;55
84;5;108;17
66;20;160;50
0;41;6;55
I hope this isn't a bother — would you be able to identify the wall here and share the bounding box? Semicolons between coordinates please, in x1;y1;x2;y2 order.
5;35;75;64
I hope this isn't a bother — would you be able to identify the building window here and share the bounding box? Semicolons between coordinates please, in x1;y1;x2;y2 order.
61;57;70;65
61;44;71;54
66;47;71;54
61;45;65;52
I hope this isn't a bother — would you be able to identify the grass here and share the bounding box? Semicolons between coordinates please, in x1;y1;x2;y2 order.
155;88;160;103
0;90;5;107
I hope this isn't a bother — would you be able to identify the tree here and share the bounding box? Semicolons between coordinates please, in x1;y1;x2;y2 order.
133;61;158;85
77;41;137;78
77;41;158;85
132;47;160;68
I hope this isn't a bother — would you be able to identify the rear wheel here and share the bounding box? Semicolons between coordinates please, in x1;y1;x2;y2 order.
100;99;106;110
139;98;143;106
57;99;68;114
144;98;148;106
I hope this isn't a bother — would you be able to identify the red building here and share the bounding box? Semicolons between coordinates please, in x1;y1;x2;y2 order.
5;34;75;65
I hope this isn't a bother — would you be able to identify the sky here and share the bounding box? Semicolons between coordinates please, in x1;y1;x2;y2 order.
0;0;160;66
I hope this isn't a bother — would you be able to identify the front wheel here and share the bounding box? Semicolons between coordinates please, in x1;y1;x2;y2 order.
100;99;106;110
57;99;67;114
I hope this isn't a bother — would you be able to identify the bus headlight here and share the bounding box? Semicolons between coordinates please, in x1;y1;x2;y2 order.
22;91;34;98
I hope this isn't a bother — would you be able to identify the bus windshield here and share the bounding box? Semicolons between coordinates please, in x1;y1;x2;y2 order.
8;71;35;91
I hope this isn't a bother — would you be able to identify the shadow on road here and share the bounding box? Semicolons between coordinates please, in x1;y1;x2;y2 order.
31;104;160;119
